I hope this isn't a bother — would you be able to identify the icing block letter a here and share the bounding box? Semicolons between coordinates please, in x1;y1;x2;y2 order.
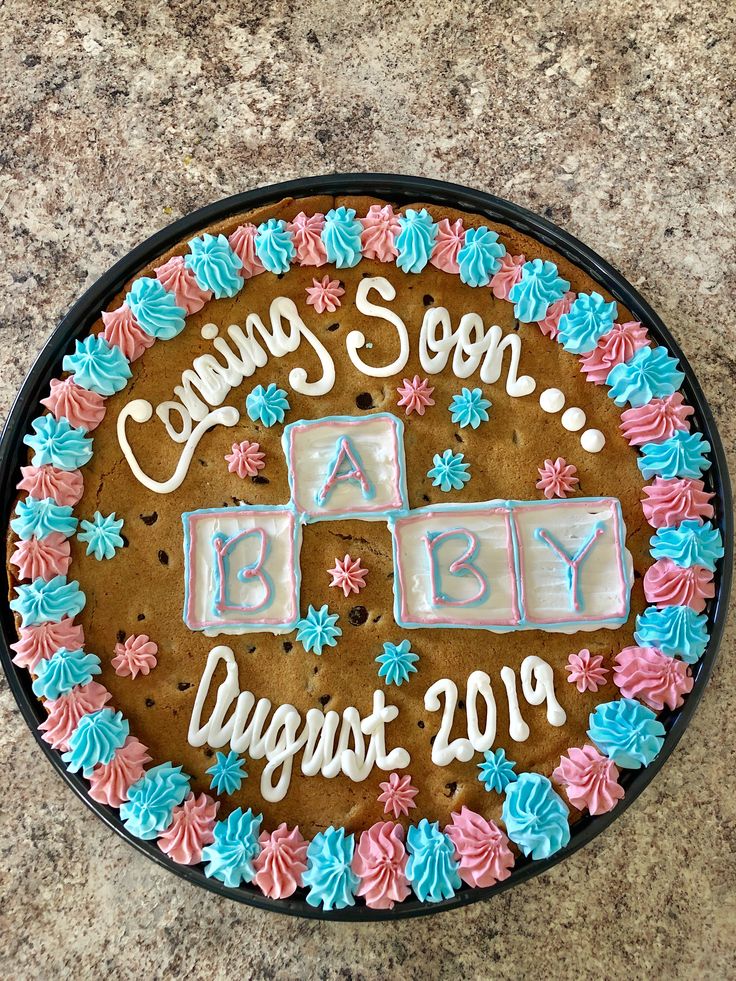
315;435;374;507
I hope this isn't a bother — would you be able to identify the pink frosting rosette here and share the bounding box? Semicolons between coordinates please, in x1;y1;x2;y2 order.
579;321;650;384
101;304;155;362
620;392;694;446
158;793;219;864
360;205;400;262
538;291;576;339
429;217;465;274
88;736;152;807
552;745;624;815
288;212;327;266
490;253;525;301
155;255;213;315
254;824;309;899
643;558;714;613
613;646;694;711
228;224;265;278
17;465;84;507
10;533;71;581
41;377;106;431
10;616;85;672
445;807;514;888
641;477;715;529
352;821;410;910
38;681;112;750
112;634;158;678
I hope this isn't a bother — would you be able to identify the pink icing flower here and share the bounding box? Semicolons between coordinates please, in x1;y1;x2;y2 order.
228;224;265;278
579;322;650;384
41;377;106;431
643;558;714;613
641;477;715;529
445;807;514;888
88;736;152;807
430;218;465;274
225;440;266;479
254;824;309;899
352;822;410;910
553;744;624;815
328;554;368;597
305;275;344;314
112;635;158;679
158;793;219;865
538;291;576;339
155;254;212;315
360;205;400;262
536;457;579;499
620;392;694;446
17;465;84;507
288;212;327;266
396;375;435;416
11;616;85;672
490;253;525;300
613;645;694;711
38;681;111;750
101;304;155;362
10;533;71;581
566;649;609;693
377;772;418;818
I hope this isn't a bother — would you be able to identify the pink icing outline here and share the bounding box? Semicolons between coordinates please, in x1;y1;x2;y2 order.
423;529;489;607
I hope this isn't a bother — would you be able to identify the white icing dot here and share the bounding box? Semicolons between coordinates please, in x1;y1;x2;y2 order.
581;429;606;453
539;388;565;413
201;323;218;340
561;407;586;432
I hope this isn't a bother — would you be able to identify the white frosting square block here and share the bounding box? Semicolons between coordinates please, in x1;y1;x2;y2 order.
282;413;408;521
390;498;631;633
182;506;301;634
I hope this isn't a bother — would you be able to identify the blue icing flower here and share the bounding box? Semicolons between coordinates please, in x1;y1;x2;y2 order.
395;209;438;274
650;520;724;571
202;808;263;888
606;346;685;408
254;218;295;274
185;232;244;299
296;604;341;655
376;639;419;686
405;819;461;903
638;431;711;480
303;826;359;911
23;415;93;471
206;750;248;795
501;772;570;860
61;708;129;775
427;449;471;492
557;291;618;354
456;226;506;287
11;496;78;540
126;277;186;340
61;334;132;397
31;647;101;700
449;387;492;429
508;259;570;323
119;762;190;840
245;382;290;427
477;747;518;793
77;511;125;560
587;698;666;768
10;575;86;627
634;604;709;663
321;207;363;269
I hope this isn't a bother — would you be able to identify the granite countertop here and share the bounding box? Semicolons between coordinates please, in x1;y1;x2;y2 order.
0;2;734;978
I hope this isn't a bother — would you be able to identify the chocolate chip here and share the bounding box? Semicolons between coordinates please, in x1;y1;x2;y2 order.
116;629;126;643
251;474;269;485
319;694;331;707
247;645;257;653
372;615;381;623
327;322;340;332
177;682;191;691
444;781;458;797
458;699;465;711
423;294;434;306
119;534;129;547
145;698;155;708
454;432;463;443
204;747;214;757
283;641;293;653
417;720;425;729
348;605;368;626
422;494;430;503
140;512;158;526
513;320;521;332
158;550;169;565
137;613;145;621
511;430;519;445
355;392;374;410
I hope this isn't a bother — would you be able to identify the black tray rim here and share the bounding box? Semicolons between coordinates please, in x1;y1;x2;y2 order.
0;172;732;921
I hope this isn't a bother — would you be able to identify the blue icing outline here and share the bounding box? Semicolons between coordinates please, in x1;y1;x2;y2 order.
557;291;617;354
395;209;438;274
126;277;186;340
650;520;724;571
606;346;685;408
425;528;490;608
62;334;132;397
315;434;375;507
321;207;363;269
634;604;709;663
501;772;570;859
10;575;86;627
254;218;295;274
31;647;101;699
61;707;129;775
11;496;78;540
23;415;93;471
533;521;605;612
587;698;665;768
456;226;506;287
508;258;570;323
185;233;244;299
637;431;712;480
210;528;275;618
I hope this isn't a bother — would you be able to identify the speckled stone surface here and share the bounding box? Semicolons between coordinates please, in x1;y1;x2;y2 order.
0;2;734;978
